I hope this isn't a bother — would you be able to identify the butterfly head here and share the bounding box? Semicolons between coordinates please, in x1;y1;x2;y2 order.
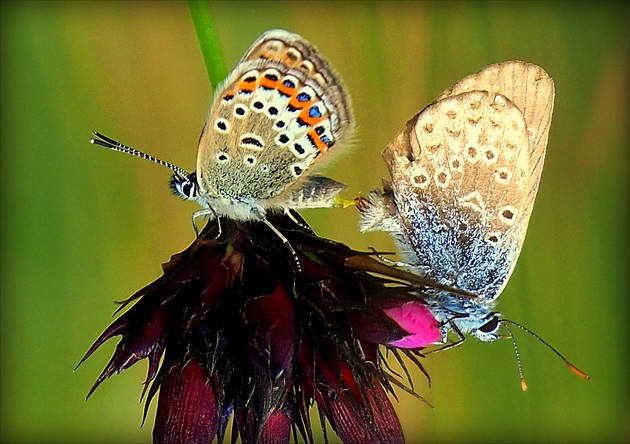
469;311;503;342
429;293;503;342
170;171;199;202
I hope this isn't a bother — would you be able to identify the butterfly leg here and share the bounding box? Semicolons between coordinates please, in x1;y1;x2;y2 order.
424;322;466;354
284;209;313;234
366;247;432;275
262;217;302;276
191;207;220;239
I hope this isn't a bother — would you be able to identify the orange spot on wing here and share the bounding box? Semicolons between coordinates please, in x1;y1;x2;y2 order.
259;76;278;90
237;80;255;94
298;108;326;127
308;129;328;153
277;82;295;96
288;96;310;110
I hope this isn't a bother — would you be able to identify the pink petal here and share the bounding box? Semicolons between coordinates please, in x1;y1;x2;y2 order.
385;302;440;348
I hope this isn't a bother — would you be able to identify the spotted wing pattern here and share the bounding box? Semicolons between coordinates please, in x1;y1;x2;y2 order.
367;61;554;302
435;61;554;227
195;30;354;219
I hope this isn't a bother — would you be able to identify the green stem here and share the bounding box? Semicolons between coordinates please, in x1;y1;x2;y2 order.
187;0;228;89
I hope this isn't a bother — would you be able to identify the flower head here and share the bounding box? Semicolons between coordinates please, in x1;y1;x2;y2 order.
79;214;440;443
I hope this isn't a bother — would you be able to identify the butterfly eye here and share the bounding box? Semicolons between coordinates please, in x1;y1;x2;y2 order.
170;172;198;201
479;315;501;333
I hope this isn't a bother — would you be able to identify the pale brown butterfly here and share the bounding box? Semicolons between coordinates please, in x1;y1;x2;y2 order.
359;61;588;387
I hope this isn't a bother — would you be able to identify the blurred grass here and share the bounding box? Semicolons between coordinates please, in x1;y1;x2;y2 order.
187;0;227;88
1;1;627;443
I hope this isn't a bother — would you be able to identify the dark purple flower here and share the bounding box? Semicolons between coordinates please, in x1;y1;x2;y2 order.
79;214;440;443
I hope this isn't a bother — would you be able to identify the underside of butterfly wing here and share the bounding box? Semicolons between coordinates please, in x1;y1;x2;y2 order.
195;30;354;220
362;62;554;303
384;90;533;300
436;61;555;222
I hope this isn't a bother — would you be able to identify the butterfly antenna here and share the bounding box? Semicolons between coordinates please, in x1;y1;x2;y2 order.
502;323;528;391
502;319;590;384
90;131;191;178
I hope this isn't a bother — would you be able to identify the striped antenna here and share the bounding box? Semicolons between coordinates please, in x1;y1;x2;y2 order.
501;319;590;388
90;131;191;178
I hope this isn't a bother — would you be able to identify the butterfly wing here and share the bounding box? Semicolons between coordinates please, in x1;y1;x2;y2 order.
435;61;555;223
381;62;554;300
195;30;354;218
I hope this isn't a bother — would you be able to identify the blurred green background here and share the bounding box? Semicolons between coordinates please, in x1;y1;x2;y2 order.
1;1;628;442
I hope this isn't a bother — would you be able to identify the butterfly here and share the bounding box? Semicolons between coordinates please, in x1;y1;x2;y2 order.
360;61;554;342
358;61;590;385
92;29;354;229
